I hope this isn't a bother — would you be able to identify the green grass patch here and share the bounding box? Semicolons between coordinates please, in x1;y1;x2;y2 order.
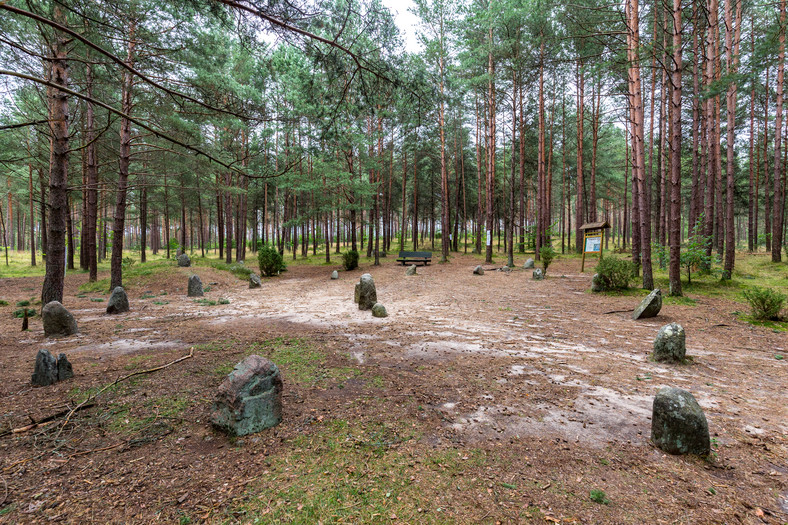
193;298;217;306
0;503;17;517
589;489;610;505
226;420;481;524
90;297;105;302
663;295;697;306
107;394;190;434
193;257;253;280
123;354;156;370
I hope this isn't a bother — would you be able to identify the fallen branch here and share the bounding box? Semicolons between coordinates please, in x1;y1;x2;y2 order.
0;475;7;506
9;403;96;435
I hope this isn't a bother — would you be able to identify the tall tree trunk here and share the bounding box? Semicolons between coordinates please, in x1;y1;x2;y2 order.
773;0;786;262
668;0;683;296
704;0;719;264
41;4;70;305
110;19;136;291
485;29;496;264
723;0;741;277
575;59;585;252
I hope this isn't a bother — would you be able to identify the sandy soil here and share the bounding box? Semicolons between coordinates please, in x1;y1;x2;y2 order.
0;253;786;524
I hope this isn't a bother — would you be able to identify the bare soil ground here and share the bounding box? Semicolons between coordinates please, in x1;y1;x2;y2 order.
0;254;786;524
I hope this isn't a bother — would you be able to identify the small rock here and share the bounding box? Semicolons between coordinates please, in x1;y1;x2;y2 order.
57;353;74;381
591;273;604;292
177;253;191;267
633;288;662;319
532;268;544;280
651;387;710;455
187;275;204;297
210;355;283;436
106;286;130;314
371;303;388;317
523;258;535;269
358;274;377;311
653;323;686;362
42;301;78;338
249;273;262;289
31;349;58;386
473;265;484;275
501;266;512;273
405;265;417;276
331;270;339;280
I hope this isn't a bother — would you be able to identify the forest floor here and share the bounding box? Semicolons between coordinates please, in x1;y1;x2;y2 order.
0;251;787;524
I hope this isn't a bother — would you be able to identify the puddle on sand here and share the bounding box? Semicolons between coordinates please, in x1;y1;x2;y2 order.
70;338;183;356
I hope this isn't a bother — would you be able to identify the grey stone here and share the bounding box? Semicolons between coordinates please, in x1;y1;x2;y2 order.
354;283;361;303
331;270;339;280
210;355;283;436
524;258;535;269
633;288;662;319
473;265;484;275
32;349;58;386
249;273;262;289
653;323;686;363
591;273;604;293
651;387;710;455
405;265;417;276
42;301;78;338
358;273;377;310
57;353;73;381
106;286;129;314
501;266;512;273
371;303;388;318
187;275;204;297
177;253;191;267
532;268;544;280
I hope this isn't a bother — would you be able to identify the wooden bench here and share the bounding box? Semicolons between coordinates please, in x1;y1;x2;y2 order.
396;251;432;266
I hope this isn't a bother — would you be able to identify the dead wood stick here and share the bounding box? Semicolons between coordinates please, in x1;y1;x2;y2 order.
9;403;96;435
56;347;195;438
603;310;630;314
0;475;7;506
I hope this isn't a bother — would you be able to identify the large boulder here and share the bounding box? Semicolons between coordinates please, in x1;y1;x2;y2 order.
358;273;377;310
249;273;262;289
633;288;662;319
42;301;78;338
31;349;58;386
106;286;129;314
371;303;388;318
177;253;191;267
473;265;484;276
331;270;339;280
57;353;74;381
405;265;417;276
187;275;204;297
532;268;544;281
523;258;535;269
210;355;283;436
653;323;686;363
651;387;710;455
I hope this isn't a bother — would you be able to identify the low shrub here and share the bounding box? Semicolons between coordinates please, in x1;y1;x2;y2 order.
258;245;286;277
342;249;359;271
540;244;556;274
742;287;786;321
593;255;634;291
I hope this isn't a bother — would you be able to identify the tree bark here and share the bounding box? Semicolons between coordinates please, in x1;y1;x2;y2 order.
668;0;683;296
773;0;786;262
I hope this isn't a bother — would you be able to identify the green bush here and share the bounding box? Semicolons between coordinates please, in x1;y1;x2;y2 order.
342;249;359;271
540;244;556;274
742;287;786;321
258;244;286;277
593;256;634;291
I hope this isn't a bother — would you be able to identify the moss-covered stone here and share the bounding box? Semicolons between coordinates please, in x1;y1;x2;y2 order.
651;387;709;455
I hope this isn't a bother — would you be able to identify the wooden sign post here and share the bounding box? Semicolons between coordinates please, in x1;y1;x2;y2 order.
580;221;610;272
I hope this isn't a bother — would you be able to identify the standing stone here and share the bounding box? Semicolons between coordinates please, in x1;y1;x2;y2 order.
358;273;377;310
653;323;686;362
651;387;710;455
354;283;361;303
210;355;283;436
473;265;485;275
42;301;78;338
106;287;130;314
31;349;58;386
331;270;339;280
371;303;388;318
177;253;191;267
633;288;663;319
532;268;544;280
591;273;604;293
57;353;74;381
249;273;262;289
187;275;204;297
405;265;417;276
523;258;535;269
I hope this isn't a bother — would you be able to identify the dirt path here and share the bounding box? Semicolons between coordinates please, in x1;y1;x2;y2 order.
1;254;786;524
